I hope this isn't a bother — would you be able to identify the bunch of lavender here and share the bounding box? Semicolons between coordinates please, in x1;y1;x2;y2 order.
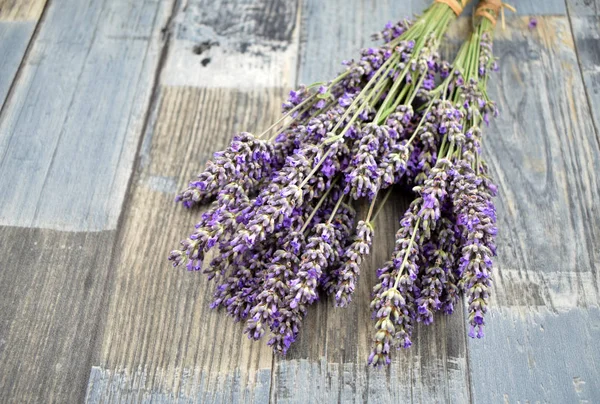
368;4;503;366
168;0;481;358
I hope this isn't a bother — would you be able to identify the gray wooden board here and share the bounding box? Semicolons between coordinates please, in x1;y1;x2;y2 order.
566;0;600;15
466;16;600;403
0;21;35;110
461;0;566;15
469;307;600;403
0;226;116;402
84;86;289;404
0;0;176;402
0;0;173;232
567;1;600;138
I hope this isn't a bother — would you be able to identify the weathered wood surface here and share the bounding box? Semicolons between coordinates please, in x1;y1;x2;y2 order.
0;227;115;402
0;0;47;20
0;0;47;109
0;0;173;231
86;86;285;404
0;0;599;402
466;16;600;403
162;0;300;88
86;1;301;401
0;0;175;402
568;0;600;136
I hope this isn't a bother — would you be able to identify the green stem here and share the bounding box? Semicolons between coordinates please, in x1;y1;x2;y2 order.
370;187;394;224
300;178;338;234
259;94;316;138
393;217;421;290
327;194;345;225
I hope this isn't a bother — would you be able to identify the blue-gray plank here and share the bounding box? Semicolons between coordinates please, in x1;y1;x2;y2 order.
0;0;170;231
468;15;600;403
0;21;35;109
568;0;600;137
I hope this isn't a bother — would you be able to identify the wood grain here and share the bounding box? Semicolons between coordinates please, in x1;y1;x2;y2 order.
465;16;600;402
0;0;173;232
86;0;302;400
87;86;287;404
567;0;600;138
0;21;36;109
162;0;300;88
0;0;47;112
0;0;46;21
0;227;115;402
0;0;175;402
566;0;600;16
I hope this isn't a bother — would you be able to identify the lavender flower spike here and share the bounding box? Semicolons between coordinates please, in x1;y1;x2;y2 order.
369;202;422;366
176;132;274;208
451;162;497;339
333;220;373;307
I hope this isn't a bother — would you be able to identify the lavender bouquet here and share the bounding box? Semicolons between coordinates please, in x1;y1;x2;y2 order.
368;0;508;365
168;0;505;364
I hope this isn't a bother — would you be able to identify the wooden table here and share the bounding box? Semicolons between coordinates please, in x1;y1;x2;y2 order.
1;0;599;402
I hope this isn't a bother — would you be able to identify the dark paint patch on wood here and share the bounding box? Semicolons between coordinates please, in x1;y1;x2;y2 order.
164;0;300;88
0;226;115;403
177;0;298;43
192;39;219;55
568;17;600;68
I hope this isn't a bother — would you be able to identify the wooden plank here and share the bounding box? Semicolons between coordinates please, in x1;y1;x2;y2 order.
566;0;600;16
0;0;175;402
462;1;566;15
86;0;301;400
0;0;46;20
567;1;600;137
162;0;301;88
86;86;288;404
0;22;35;108
465;16;600;403
0;0;172;232
0;0;47;112
0;227;116;402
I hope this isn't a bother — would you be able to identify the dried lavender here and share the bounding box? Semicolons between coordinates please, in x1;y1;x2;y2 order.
167;0;509;364
368;3;503;365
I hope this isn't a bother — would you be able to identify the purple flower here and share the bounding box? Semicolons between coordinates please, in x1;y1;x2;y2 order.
331;220;373;306
339;93;353;107
176;133;275;208
450;162;497;340
529;18;537;29
369;200;423;365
